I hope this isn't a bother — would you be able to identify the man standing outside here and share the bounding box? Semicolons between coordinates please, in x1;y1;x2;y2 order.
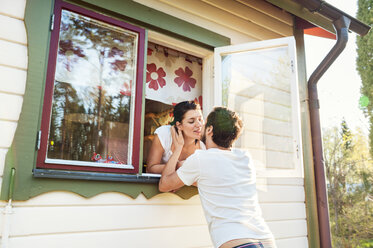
159;107;276;248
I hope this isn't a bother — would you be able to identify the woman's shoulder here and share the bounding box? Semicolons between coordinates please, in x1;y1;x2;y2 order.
154;125;171;136
199;141;207;150
154;125;172;150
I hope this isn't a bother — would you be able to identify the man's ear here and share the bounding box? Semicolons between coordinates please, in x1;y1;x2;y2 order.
206;126;213;135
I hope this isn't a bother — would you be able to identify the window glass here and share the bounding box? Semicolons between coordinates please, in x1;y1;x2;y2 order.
218;43;302;173
47;9;138;168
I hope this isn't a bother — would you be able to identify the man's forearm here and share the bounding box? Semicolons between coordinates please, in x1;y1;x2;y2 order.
159;147;182;192
161;147;181;177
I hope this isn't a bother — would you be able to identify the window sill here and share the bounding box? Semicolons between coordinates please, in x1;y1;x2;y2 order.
33;168;160;183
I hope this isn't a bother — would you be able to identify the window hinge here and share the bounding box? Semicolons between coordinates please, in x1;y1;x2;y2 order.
50;14;55;31
36;130;42;150
291;60;295;73
296;144;299;159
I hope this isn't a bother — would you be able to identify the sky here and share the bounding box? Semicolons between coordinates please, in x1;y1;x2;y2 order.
304;0;370;134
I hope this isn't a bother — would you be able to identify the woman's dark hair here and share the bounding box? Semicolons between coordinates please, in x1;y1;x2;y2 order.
170;101;201;126
205;107;243;148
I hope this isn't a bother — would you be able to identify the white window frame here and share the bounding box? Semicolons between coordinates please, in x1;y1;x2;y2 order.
214;37;304;178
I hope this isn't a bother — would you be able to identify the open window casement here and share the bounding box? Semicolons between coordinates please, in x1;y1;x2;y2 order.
214;37;304;178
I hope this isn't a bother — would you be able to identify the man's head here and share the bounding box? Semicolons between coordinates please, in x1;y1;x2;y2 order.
201;107;243;148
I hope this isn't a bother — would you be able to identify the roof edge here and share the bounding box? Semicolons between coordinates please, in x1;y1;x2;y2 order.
266;0;371;36
294;0;370;36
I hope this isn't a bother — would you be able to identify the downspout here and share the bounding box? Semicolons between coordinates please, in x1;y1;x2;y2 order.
1;168;16;248
308;16;351;248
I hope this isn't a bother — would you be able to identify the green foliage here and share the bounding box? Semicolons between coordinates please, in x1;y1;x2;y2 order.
323;121;373;248
359;239;373;248
357;0;373;156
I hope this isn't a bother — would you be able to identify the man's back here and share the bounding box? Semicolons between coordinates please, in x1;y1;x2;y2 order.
177;148;273;247
160;107;275;247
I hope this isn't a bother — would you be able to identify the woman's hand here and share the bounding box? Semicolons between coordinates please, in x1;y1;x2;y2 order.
171;126;184;151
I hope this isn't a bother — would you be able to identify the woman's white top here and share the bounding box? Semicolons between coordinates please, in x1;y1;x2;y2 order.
154;125;206;163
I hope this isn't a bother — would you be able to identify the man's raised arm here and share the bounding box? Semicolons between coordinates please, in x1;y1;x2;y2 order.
158;127;185;192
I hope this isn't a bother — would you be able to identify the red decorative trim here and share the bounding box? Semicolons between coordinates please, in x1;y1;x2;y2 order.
36;0;63;172
36;0;145;174
304;27;336;40
132;14;146;174
296;16;336;40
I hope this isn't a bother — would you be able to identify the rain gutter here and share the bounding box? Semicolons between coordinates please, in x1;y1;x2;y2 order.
293;0;370;36
285;1;371;247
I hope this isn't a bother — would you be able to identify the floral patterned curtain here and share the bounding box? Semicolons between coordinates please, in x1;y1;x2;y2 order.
145;42;203;106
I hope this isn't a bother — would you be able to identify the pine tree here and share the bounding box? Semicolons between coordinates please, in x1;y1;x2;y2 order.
341;118;353;150
323;122;373;247
356;0;373;156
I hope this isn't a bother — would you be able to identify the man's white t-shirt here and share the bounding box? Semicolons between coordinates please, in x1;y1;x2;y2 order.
154;125;206;163
177;148;273;248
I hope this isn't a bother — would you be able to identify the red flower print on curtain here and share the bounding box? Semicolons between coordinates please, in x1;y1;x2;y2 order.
147;48;153;56
174;67;196;92
146;63;166;90
120;81;131;96
145;42;202;105
194;96;203;109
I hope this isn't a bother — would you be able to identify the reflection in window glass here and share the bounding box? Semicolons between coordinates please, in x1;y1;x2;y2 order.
221;46;296;170
47;9;138;166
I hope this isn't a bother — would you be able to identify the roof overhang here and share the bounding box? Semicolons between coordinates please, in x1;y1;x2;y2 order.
265;0;371;37
295;16;336;39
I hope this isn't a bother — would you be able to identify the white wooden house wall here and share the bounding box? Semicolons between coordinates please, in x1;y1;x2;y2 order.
0;0;28;195
0;0;309;247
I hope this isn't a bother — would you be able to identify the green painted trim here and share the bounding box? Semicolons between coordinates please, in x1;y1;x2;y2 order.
294;26;321;248
0;0;55;201
68;0;230;49
0;0;205;201
267;0;335;34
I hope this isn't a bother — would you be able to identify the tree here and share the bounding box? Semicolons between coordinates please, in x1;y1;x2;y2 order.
323;121;373;247
356;0;373;156
341;118;352;150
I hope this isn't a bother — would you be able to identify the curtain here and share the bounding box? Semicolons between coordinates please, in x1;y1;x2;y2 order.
145;42;203;106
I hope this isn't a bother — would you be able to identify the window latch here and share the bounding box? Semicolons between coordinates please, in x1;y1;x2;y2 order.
36;130;42;150
50;14;55;31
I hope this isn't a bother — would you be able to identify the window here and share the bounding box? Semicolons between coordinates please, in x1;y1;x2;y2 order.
142;42;204;173
214;37;304;177
36;0;145;174
0;0;230;200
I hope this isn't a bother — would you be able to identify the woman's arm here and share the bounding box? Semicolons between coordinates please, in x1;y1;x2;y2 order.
146;135;166;174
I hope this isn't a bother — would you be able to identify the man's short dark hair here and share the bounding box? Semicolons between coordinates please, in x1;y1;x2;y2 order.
205;107;243;148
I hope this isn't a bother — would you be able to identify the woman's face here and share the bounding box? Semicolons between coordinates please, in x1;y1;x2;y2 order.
177;109;204;140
